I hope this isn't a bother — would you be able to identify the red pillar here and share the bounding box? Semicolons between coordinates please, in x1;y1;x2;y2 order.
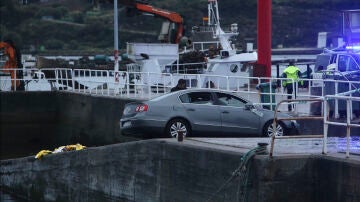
257;0;272;78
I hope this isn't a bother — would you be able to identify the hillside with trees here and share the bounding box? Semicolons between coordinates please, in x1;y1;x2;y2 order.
0;0;359;55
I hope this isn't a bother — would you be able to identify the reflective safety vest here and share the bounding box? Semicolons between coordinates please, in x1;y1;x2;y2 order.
282;65;301;86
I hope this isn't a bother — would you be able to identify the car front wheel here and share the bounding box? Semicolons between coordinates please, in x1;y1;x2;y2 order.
165;118;190;138
263;121;286;137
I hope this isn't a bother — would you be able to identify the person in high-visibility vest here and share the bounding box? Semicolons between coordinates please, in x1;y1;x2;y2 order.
282;61;301;111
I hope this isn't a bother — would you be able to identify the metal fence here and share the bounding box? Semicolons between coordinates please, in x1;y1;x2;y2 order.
270;96;360;158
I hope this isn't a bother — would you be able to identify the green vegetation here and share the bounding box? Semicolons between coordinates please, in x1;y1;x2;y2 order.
0;0;359;55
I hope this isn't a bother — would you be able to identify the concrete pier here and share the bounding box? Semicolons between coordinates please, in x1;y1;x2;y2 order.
1;139;359;201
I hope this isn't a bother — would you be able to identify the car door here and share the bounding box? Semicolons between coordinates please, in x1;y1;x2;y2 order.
215;92;260;136
179;92;222;136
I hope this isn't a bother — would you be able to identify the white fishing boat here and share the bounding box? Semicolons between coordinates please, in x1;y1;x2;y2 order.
118;0;257;91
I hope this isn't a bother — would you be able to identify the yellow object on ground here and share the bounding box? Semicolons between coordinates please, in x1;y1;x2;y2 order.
35;150;53;159
35;144;86;159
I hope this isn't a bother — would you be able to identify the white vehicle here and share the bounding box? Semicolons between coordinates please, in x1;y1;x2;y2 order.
310;49;360;117
312;50;360;79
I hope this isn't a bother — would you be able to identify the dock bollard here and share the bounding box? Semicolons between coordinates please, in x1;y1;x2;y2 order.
256;142;269;155
177;131;184;142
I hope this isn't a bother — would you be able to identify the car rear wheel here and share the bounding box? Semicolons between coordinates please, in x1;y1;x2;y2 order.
263;121;286;137
165;118;191;138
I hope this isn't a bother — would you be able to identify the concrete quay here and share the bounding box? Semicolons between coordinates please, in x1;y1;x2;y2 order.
1;139;359;202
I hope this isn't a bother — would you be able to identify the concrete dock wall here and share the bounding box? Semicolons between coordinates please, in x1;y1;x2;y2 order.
0;92;140;159
1;91;358;159
1;140;359;201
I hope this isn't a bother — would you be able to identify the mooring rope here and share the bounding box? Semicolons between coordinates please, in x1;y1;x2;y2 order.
205;143;268;202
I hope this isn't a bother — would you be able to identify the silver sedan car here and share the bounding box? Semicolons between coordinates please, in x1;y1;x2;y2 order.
120;89;299;138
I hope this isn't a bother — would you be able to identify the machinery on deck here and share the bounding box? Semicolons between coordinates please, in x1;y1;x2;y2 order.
0;40;25;90
98;0;185;44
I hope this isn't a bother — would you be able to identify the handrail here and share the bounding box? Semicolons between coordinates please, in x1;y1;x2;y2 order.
270;96;360;158
269;98;325;157
323;95;360;158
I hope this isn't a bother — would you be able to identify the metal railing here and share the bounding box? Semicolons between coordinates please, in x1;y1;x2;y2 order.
269;96;360;158
269;99;325;157
1;68;359;107
323;95;360;157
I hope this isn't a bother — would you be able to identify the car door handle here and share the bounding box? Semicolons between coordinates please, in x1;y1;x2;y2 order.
187;108;195;111
222;111;229;114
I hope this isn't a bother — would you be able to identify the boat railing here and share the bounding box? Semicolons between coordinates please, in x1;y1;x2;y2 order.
190;41;222;52
165;62;207;74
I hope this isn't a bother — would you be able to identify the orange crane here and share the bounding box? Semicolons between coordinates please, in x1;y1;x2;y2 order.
98;0;184;44
129;2;184;44
0;40;24;90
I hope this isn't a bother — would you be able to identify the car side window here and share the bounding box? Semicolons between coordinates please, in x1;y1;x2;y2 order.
215;93;246;107
180;92;213;105
179;94;191;103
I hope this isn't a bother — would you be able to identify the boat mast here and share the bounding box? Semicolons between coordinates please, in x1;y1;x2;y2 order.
207;0;237;54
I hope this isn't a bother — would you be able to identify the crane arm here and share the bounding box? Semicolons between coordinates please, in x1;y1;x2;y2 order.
97;0;184;43
134;3;183;24
133;3;184;43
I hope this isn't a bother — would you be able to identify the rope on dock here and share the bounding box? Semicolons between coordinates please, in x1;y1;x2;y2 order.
205;143;268;202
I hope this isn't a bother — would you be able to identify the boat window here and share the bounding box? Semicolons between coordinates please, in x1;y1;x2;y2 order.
240;63;247;72
349;12;360;29
207;63;216;72
215;93;246;107
230;64;238;73
221;51;229;58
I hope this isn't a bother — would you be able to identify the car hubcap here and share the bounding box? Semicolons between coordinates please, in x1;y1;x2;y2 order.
170;122;187;138
267;123;283;137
